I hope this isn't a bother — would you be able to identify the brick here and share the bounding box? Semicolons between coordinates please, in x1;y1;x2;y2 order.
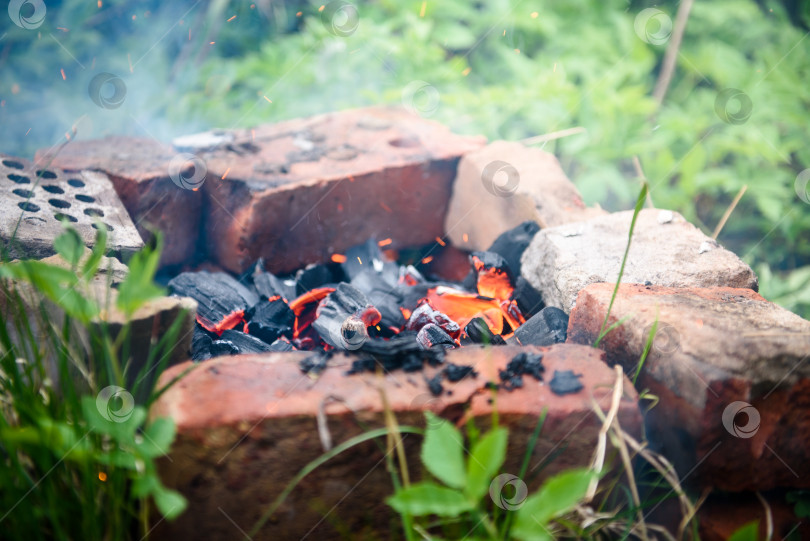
521;209;758;312
443;141;604;252
35;137;202;267
196;107;485;274
567;283;810;491
697;491;809;541
149;344;640;540
1;154;143;259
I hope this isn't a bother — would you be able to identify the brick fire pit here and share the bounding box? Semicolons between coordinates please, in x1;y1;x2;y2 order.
10;107;810;540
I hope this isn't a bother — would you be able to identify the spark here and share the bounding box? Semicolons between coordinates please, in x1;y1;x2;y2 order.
378;238;392;247
336;202;344;211
331;254;347;263
221;167;231;180
131;14;136;20
318;5;325;12
419;1;426;17
296;11;302;17
375;325;381;331
60;68;66;80
227;15;236;22
98;0;102;7
25;128;31;136
210;41;215;45
379;202;392;213
263;95;272;103
553;62;557;72
462;233;469;243
98;472;107;482
435;237;446;246
531;12;538;18
462;67;471;76
357;257;362;265
127;53;133;73
421;255;433;264
503;29;506;36
56;27;69;32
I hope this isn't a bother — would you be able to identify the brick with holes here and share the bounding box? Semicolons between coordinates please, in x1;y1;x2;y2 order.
34;137;200;267
0;154;143;259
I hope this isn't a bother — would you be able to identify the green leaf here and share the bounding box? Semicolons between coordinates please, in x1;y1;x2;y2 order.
137;418;176;458
116;235;166;316
512;469;594;540
153;486;188;520
82;223;108;281
728;520;760;541
386;482;474;517
421;412;466;490
465;427;508;503
81;395;145;444
53;227;84;268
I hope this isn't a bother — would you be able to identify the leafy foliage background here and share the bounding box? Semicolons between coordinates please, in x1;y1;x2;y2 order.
1;0;808;317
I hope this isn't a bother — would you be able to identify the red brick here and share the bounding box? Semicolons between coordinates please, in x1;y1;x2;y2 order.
150;344;640;540
35;136;202;267
197;107;485;274
567;283;810;491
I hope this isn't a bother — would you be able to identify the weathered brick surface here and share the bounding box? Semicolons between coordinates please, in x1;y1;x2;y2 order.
1;154;143;259
150;344;640;540
443;141;604;251
35;137;202;267
521;209;758;312
567;283;810;491
196;107;486;274
697;491;809;541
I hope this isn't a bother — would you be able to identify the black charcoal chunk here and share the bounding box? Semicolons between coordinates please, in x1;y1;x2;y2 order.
498;352;544;391
464;317;506;345
296;264;339;296
342;238;399;282
351;269;405;329
268;338;294;352
219;329;274;354
210;339;239;357
312;283;377;349
416;323;456;350
444;363;477;382
426;374;444;396
345;332;445;375
246;298;295;343
487;220;540;277
510;277;544;318
471;250;514;280
191;326;214;362
169;271;259;324
549;370;583;395
407;303;460;338
252;263;296;301
514;306;569;346
300;352;331;375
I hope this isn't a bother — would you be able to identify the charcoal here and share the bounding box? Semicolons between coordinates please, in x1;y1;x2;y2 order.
426;374;444;396
252;262;296;301
268;338;294;352
312;283;381;349
351;269;405;329
342;238;399;282
246;298;295;343
210;340;239;357
471;251;514;281
406;303;460;338
219;329;275;353
499;352;544;391
514;306;569;346
191;326;214;362
487;220;540;277
464;317;506;345
169;271;259;324
296;263;342;296
549;370;583;395
510;277;544;318
300;352;331;375
416;323;456;349
346;332;445;375
444;363;477;382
